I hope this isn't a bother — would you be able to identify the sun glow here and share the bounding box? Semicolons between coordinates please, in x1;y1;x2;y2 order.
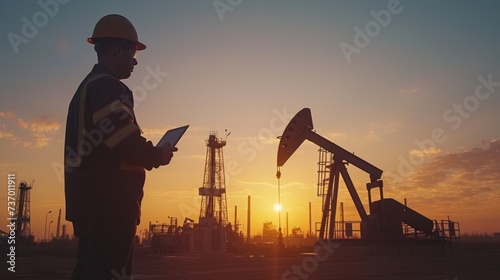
274;204;282;212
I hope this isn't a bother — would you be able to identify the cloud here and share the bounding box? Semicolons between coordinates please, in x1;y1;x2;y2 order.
328;132;347;139
142;127;171;138
235;179;312;191
25;116;60;132
236;180;274;188
409;147;442;158
32;132;53;148
418;140;499;180
0;112;61;149
396;88;419;95
386;139;500;215
258;135;279;145
0;112;15;118
367;121;402;141
323;123;401;143
0;130;15;139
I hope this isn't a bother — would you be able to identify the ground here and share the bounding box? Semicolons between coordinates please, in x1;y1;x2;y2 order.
2;242;500;279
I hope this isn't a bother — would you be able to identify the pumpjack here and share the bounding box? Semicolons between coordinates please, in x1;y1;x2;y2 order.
277;108;450;241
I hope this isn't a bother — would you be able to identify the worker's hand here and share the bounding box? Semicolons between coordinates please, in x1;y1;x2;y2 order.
160;142;178;165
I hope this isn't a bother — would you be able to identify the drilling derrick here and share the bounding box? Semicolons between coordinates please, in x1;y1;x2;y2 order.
199;131;228;226
15;181;33;239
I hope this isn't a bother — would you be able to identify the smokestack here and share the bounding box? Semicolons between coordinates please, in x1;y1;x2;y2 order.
286;212;289;238
234;205;238;231
309;202;312;237
56;209;61;239
247;195;251;243
61;224;66;239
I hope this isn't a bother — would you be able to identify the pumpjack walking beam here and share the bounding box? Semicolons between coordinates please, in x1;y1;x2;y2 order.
277;108;382;180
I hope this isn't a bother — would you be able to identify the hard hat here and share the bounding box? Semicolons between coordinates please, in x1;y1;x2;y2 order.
87;14;146;50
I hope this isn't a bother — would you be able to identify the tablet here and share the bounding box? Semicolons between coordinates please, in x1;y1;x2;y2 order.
156;125;189;147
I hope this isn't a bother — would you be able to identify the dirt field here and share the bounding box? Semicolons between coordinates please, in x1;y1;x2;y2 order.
2;242;500;279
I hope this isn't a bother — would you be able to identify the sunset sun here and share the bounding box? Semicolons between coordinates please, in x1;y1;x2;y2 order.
274;204;282;212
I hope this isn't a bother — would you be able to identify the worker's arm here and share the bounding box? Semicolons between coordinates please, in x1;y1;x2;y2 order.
87;76;174;170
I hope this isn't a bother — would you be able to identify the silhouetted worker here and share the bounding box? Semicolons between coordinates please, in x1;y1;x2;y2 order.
64;14;177;279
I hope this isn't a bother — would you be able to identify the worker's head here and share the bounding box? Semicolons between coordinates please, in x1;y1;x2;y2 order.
87;14;146;79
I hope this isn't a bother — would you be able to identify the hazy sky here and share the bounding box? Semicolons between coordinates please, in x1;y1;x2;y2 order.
1;0;499;240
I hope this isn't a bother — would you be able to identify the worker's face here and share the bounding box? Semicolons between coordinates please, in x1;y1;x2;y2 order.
116;41;138;79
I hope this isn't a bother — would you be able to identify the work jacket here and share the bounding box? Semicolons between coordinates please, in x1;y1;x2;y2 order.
64;64;163;223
